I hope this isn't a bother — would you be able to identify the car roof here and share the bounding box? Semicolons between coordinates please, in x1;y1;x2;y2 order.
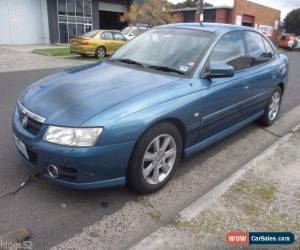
156;22;256;35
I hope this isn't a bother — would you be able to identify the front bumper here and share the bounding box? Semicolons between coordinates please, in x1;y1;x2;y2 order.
12;109;135;189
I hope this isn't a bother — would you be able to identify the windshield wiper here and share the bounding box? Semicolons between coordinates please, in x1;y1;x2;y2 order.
110;58;145;67
147;65;187;75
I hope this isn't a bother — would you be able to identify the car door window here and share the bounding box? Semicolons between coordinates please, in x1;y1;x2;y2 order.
113;33;126;41
262;37;275;60
245;31;272;67
210;31;248;71
101;32;113;40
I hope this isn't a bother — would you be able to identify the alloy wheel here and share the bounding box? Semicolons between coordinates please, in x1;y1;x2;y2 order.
96;47;105;59
268;90;281;121
142;134;177;185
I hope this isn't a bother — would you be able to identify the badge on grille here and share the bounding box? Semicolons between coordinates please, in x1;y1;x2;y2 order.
22;115;28;128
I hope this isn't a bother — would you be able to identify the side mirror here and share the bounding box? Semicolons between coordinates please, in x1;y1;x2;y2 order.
205;64;234;79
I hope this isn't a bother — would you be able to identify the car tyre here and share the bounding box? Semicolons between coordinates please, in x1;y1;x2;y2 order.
258;86;282;127
95;46;106;59
128;122;182;194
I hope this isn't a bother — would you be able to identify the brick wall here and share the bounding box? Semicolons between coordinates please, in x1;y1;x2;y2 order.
232;0;281;39
216;9;232;24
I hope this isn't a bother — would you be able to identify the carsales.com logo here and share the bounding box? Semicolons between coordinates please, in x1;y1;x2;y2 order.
225;232;295;246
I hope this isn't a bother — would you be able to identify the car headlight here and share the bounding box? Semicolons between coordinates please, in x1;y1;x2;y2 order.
44;126;103;147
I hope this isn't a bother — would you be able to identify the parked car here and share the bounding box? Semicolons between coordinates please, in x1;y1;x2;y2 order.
70;30;127;58
288;36;300;51
278;33;296;49
121;26;149;40
13;23;288;194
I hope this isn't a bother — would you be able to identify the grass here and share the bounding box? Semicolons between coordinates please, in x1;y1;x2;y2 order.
231;180;277;202
33;47;71;56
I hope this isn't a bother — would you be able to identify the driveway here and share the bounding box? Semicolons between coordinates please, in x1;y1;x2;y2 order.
0;45;92;73
0;52;299;249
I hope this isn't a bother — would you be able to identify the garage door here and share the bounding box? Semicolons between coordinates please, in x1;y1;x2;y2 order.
99;2;127;30
0;0;49;44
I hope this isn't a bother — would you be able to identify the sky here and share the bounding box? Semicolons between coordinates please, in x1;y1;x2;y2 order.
169;0;300;19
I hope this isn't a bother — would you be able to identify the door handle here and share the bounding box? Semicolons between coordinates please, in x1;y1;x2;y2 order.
243;84;250;90
271;72;277;79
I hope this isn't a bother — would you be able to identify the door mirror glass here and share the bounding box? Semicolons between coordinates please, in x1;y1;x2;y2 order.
205;64;234;79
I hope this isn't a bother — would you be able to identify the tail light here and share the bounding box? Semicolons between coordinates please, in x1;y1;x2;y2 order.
81;40;89;45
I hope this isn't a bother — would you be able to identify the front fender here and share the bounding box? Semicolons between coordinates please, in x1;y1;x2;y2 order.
84;89;203;147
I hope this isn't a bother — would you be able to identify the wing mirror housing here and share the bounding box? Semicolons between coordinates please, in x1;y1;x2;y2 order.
205;64;234;79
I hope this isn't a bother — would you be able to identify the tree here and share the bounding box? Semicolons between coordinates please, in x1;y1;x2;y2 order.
284;8;300;35
120;0;183;27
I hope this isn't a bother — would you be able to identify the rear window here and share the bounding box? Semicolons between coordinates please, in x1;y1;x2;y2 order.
280;35;288;41
122;27;135;36
83;30;99;38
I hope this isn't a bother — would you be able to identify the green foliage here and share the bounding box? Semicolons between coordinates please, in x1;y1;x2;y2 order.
284;8;300;35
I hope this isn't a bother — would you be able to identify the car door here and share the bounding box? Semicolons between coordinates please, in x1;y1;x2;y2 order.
199;31;250;142
100;31;114;54
242;31;279;117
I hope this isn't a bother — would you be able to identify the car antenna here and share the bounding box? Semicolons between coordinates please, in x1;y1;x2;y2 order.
197;0;204;26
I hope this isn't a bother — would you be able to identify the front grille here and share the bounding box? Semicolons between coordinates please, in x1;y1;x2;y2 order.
19;109;43;135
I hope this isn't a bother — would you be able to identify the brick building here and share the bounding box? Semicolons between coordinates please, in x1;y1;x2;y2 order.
170;0;281;40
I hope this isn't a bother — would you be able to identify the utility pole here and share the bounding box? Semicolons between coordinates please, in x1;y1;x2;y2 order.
197;0;204;25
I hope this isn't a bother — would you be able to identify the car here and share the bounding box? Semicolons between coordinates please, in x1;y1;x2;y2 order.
278;33;296;49
70;30;127;59
121;26;150;40
13;23;289;194
288;36;300;51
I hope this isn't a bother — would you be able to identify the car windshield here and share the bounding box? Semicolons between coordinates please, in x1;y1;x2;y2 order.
110;28;214;75
121;27;135;36
83;30;99;38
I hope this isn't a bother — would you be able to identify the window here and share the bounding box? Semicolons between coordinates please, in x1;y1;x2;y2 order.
67;0;75;16
245;31;273;66
262;37;275;60
57;0;93;43
113;33;126;41
210;31;248;71
111;29;213;75
84;0;92;17
76;0;83;16
101;32;113;40
58;0;67;15
83;30;98;38
59;23;68;43
68;23;76;38
76;24;84;36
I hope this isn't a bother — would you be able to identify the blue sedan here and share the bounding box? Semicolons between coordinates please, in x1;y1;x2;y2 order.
13;23;288;194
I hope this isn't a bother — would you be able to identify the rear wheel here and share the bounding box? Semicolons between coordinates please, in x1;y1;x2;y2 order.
258;86;282;126
128;122;182;194
95;46;106;59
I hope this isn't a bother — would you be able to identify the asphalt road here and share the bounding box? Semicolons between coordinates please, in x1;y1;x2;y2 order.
0;52;299;249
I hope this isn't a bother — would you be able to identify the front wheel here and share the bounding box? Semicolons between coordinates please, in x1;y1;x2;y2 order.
128;122;182;194
258;86;282;126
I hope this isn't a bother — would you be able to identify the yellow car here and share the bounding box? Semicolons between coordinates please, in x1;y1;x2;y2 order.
70;30;127;59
